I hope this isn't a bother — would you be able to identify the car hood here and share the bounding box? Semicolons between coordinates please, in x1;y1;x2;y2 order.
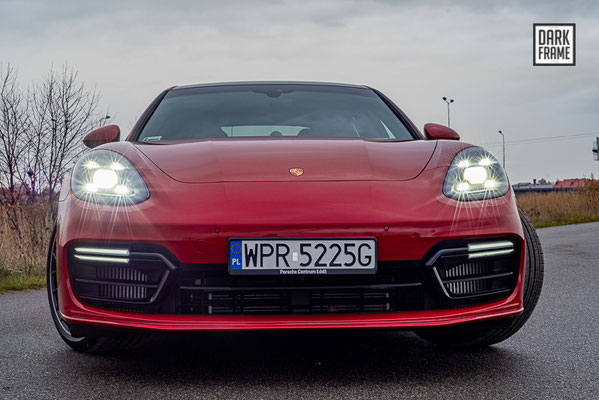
134;139;437;183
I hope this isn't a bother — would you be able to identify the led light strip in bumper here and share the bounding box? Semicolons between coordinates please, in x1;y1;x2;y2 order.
73;247;130;264
468;241;514;259
425;239;515;266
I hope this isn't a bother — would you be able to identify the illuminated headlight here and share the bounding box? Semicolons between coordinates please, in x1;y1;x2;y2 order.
72;150;149;204
443;147;509;201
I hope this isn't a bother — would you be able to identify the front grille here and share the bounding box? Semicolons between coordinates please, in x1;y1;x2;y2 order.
176;262;424;315
180;289;397;314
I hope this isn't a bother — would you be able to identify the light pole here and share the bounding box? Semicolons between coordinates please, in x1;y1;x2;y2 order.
498;130;505;168
593;137;598;179
442;97;454;127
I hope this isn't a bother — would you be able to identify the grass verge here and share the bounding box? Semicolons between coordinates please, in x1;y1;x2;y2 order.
516;184;599;228
529;216;599;229
0;267;46;293
0;202;53;293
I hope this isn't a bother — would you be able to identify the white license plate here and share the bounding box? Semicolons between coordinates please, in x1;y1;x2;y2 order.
228;238;377;275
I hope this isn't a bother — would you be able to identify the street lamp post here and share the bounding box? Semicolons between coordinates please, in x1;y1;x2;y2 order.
498;130;505;168
442;97;454;127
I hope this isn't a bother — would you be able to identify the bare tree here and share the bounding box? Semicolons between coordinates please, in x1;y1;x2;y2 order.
23;84;48;201
0;63;109;208
0;64;29;206
0;63;110;273
30;64;109;203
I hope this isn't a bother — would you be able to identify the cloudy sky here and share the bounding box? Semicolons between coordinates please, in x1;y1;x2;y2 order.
1;0;598;183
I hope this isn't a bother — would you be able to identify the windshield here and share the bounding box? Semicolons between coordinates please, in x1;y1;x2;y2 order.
137;84;415;142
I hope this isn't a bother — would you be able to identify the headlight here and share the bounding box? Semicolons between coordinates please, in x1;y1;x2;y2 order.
72;150;149;204
443;147;509;201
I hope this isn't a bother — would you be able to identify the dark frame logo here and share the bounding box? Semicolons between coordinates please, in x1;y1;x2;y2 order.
533;23;576;66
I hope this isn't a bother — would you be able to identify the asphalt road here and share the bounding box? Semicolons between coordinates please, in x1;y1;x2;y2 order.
1;223;598;399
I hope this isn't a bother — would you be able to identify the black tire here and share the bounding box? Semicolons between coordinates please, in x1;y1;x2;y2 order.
47;227;144;353
415;209;544;347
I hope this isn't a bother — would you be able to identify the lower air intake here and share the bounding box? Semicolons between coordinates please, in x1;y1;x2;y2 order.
69;244;171;305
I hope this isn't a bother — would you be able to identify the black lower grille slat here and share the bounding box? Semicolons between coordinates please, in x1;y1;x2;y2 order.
443;271;514;284
177;263;424;315
75;278;159;288
435;257;518;299
179;282;421;292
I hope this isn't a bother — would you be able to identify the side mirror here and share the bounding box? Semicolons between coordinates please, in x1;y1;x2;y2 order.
423;123;460;140
83;125;120;149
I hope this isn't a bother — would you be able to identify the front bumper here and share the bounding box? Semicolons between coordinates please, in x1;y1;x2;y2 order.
63;302;523;331
62;242;524;332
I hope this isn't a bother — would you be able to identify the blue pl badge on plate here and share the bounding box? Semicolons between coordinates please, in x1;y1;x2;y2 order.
229;240;243;269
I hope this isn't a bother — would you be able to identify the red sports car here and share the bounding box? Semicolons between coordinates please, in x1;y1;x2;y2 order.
47;82;543;352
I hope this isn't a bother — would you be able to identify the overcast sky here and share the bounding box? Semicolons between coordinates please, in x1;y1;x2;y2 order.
1;0;598;183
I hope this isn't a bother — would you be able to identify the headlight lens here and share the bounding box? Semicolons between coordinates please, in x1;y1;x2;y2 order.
72;150;149;204
443;147;509;200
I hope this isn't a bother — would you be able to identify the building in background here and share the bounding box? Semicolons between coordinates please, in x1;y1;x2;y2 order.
512;179;555;195
513;178;591;195
553;178;591;189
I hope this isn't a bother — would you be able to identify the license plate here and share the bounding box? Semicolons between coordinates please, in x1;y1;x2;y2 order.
228;238;377;275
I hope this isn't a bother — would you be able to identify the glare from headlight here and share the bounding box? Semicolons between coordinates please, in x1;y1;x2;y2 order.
457;159;470;168
85;183;98;193
92;169;118;189
479;158;492;166
443;147;509;201
463;166;488;184
456;182;470;191
72;150;150;205
114;185;130;195
484;179;497;189
110;162;125;171
85;160;100;169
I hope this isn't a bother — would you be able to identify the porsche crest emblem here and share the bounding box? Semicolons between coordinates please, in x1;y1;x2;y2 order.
289;168;304;176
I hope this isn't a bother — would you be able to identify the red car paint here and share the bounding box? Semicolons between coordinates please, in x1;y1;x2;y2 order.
423;123;461;141
56;122;525;331
134;138;436;183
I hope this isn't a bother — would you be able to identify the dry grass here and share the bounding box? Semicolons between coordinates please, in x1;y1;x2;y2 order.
0;267;46;292
0;202;54;292
517;182;599;228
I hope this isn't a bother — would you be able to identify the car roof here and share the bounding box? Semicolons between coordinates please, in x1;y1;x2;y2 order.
172;81;369;91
